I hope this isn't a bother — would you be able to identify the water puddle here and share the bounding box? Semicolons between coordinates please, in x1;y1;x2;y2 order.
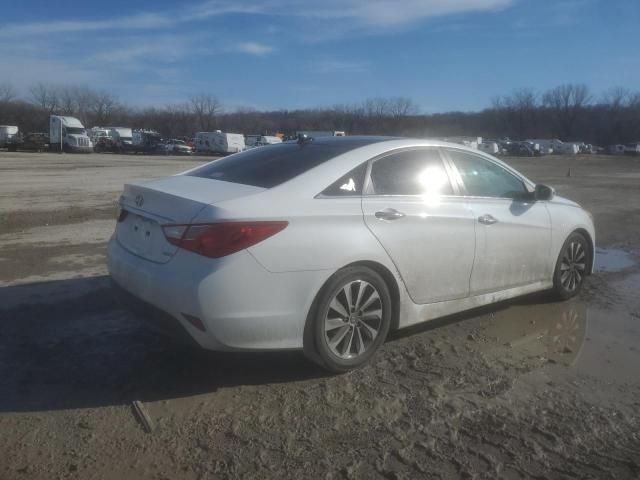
478;300;589;367
594;247;636;272
475;274;640;384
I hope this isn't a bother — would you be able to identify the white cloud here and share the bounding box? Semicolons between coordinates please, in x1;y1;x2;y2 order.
233;42;275;56
293;0;515;27
0;0;516;38
0;13;172;37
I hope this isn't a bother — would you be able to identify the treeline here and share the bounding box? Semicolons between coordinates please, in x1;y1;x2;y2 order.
1;82;639;145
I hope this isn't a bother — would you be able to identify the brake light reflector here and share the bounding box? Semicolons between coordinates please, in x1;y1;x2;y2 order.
163;225;188;242
162;221;288;258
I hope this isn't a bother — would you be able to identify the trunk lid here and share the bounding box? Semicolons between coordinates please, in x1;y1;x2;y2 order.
116;175;265;263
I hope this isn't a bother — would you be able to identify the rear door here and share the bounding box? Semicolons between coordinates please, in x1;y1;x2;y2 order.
443;148;552;294
361;148;476;304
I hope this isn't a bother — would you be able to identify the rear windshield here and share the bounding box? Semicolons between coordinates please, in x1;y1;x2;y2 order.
187;141;372;188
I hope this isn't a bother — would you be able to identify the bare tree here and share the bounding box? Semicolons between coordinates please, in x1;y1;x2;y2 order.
0;82;17;103
363;97;390;118
601;86;632;109
29;83;60;113
542;84;592;139
189;94;223;131
58;86;76;116
89;91;118;126
387;97;419;117
492;88;538;139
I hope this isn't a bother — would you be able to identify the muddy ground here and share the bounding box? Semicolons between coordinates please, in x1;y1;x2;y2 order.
0;151;639;479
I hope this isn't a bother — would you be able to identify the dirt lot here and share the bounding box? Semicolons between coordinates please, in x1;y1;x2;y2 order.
1;151;639;479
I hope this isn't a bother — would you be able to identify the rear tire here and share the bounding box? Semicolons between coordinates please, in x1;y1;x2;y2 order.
305;266;392;373
552;232;589;300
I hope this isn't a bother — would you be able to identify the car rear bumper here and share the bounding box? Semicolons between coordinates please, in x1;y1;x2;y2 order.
111;279;199;347
107;236;331;351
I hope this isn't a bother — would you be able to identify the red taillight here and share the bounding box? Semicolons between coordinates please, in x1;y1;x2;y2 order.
162;221;288;258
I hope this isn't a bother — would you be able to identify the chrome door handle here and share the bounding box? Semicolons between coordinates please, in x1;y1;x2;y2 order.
478;214;498;225
375;208;405;221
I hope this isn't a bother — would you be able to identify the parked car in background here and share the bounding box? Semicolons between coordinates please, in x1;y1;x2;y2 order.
245;135;283;148
296;130;346;138
505;141;536;157
21;132;50;152
109;136;595;373
163;139;193;155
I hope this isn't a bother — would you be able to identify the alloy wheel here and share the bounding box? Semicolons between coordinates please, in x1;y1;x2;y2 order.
560;241;586;292
324;280;383;359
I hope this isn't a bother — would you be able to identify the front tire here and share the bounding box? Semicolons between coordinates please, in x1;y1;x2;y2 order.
306;266;392;373
552;232;589;300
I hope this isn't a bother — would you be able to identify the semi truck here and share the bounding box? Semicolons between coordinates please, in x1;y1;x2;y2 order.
49;116;93;152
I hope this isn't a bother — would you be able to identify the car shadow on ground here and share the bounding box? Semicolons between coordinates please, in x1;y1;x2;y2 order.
0;276;566;414
0;276;329;413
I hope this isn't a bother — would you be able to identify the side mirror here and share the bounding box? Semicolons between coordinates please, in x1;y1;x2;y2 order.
534;184;554;201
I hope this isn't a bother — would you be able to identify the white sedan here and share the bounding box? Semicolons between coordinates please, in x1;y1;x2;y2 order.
108;136;595;372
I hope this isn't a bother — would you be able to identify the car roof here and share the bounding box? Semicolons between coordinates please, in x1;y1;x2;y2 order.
291;134;479;151
273;135;536;195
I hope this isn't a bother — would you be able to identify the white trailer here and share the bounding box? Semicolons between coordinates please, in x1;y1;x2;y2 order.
195;131;246;154
49;116;93;152
0;125;19;150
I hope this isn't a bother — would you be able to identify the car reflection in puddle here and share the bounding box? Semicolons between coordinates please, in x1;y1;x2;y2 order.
478;299;588;367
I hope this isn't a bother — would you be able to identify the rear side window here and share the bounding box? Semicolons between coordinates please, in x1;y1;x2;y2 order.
321;163;367;196
368;149;453;196
187;140;385;188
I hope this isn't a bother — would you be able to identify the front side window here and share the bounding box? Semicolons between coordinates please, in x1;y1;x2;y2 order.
447;149;528;199
368;149;453;196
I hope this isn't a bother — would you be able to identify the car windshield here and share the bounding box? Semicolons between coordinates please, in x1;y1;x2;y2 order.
66;127;85;135
187;138;387;188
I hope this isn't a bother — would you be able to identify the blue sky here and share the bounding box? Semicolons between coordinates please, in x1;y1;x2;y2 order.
0;0;638;112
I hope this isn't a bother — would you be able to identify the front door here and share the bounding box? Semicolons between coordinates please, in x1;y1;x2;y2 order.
443;148;552;295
